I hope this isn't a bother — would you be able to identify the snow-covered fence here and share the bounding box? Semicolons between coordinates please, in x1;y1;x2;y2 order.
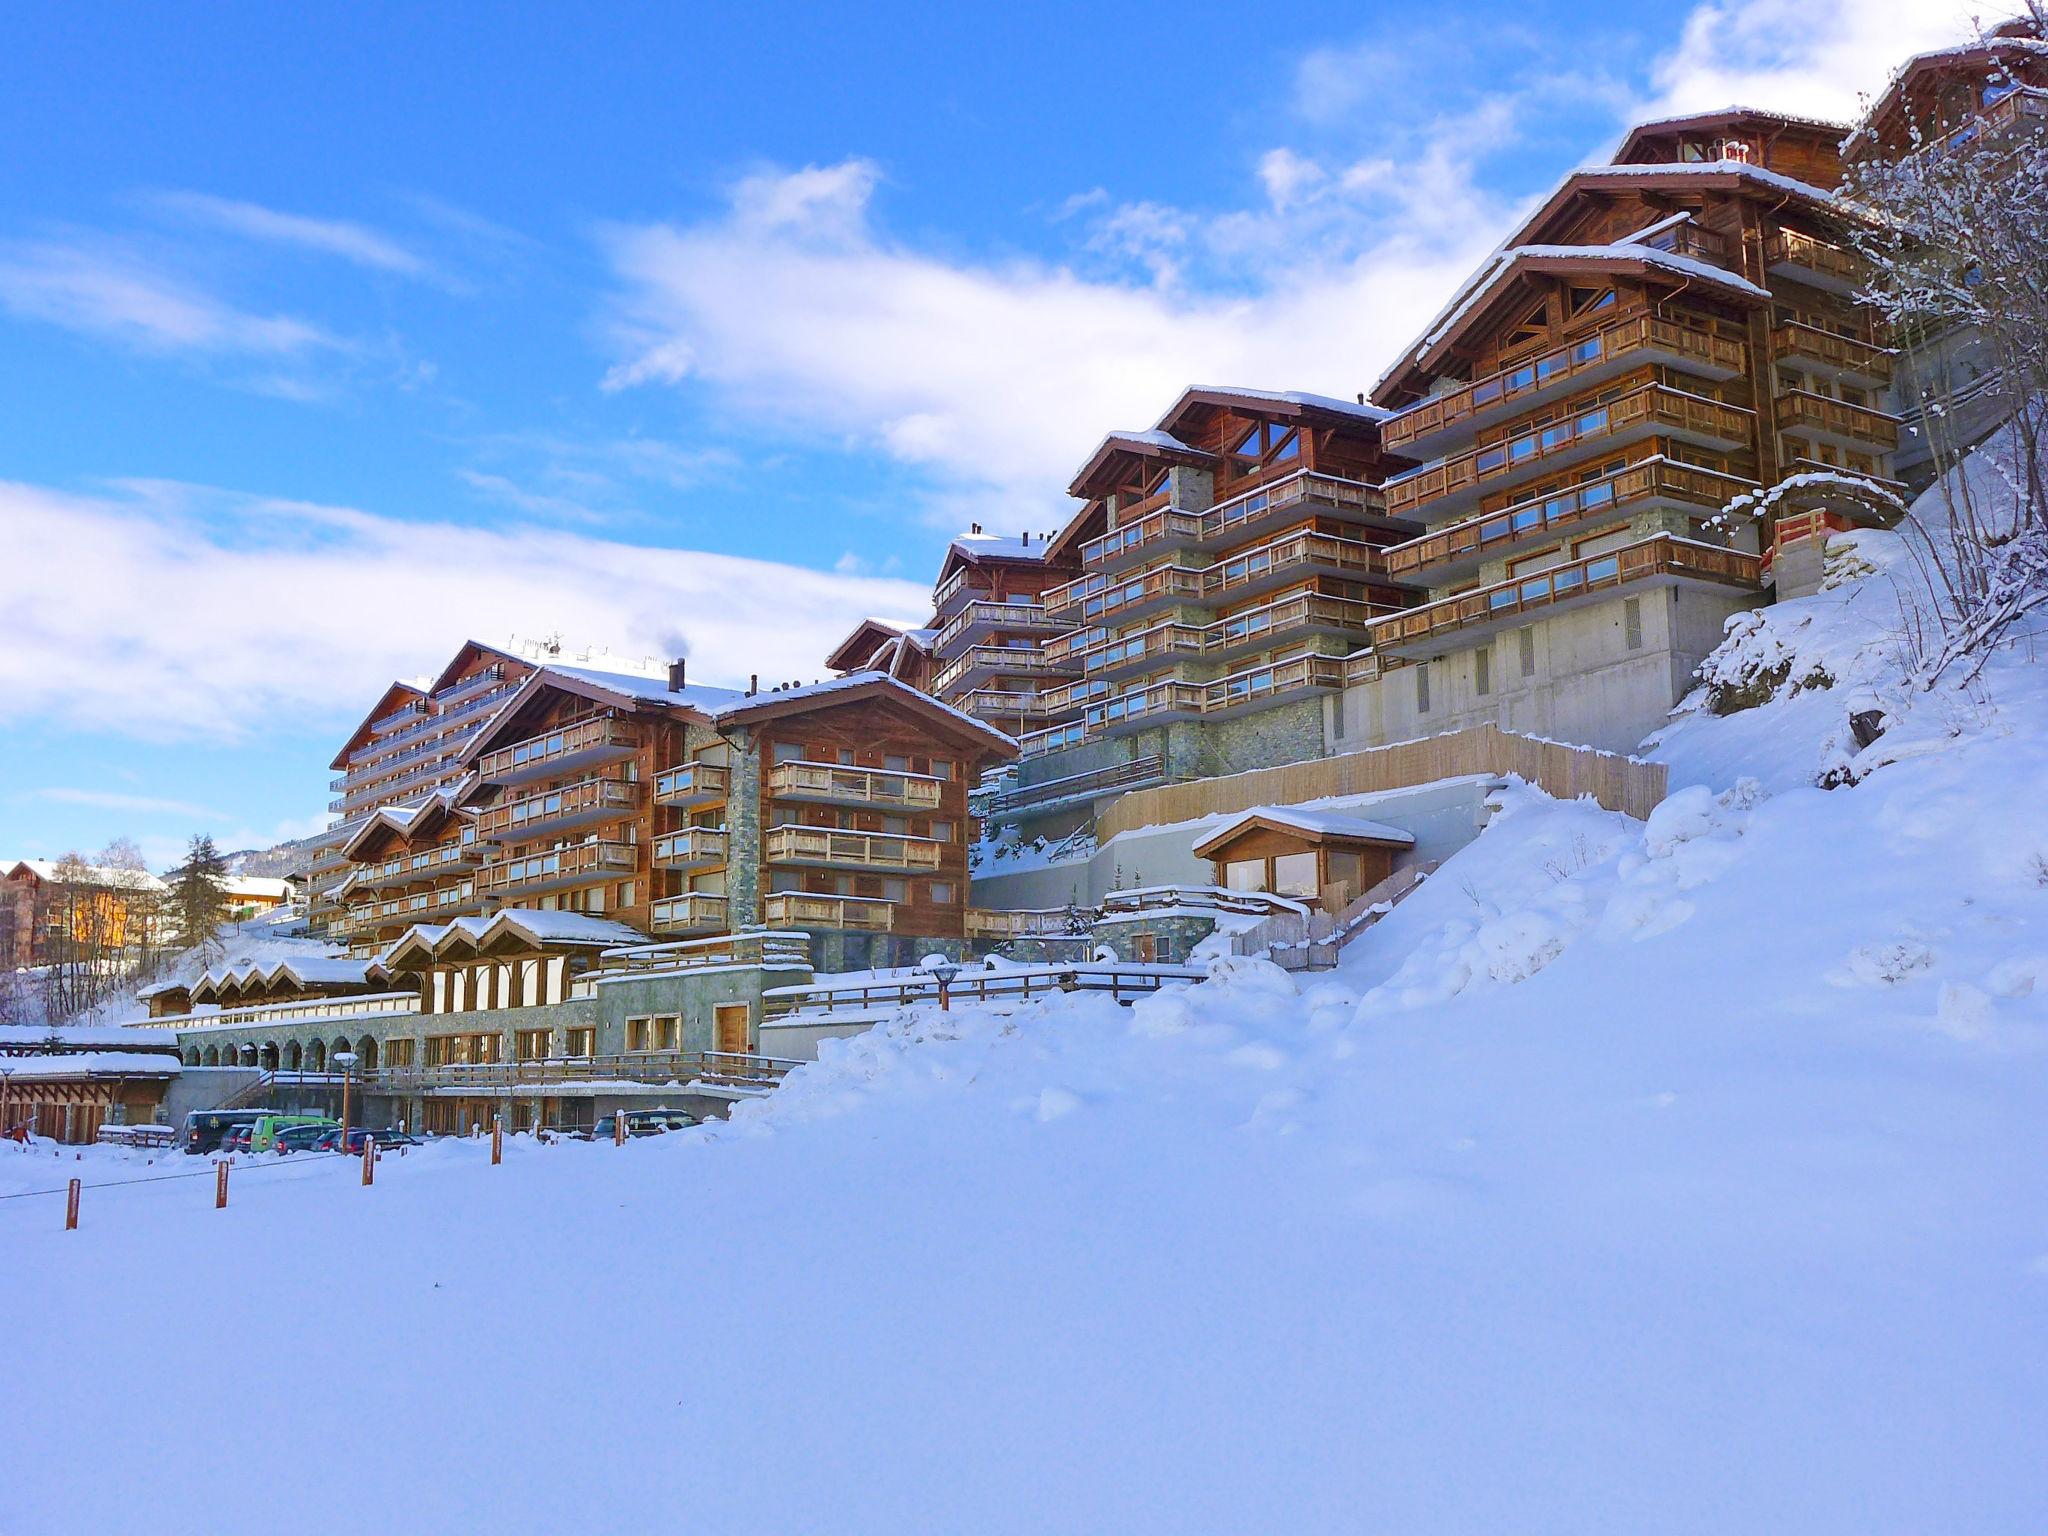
762;962;1204;1020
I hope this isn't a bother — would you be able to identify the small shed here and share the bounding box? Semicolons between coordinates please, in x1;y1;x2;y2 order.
1191;806;1415;913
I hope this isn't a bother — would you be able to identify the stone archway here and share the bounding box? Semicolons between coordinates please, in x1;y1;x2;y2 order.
239;1044;259;1068
202;1046;220;1067
307;1039;326;1072
329;1037;354;1073
184;1047;201;1066
259;1042;279;1071
286;1041;303;1072
355;1035;379;1071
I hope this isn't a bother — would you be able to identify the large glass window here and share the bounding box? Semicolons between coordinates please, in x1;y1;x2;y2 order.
1224;858;1265;892
1272;852;1320;898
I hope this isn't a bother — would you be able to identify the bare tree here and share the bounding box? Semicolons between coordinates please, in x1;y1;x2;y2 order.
1843;27;2048;687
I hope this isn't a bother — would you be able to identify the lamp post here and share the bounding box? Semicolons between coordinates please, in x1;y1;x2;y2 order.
921;953;961;1012
333;1050;358;1153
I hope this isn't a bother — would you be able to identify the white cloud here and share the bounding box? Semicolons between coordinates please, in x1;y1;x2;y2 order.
1640;0;1991;122
0;236;337;355
30;788;229;820
0;478;932;744
151;192;429;276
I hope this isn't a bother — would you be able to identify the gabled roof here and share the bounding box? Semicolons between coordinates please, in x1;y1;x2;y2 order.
328;679;431;772
826;616;931;674
709;670;1019;756
1614;107;1850;165
1154;386;1392;439
1846;22;2048;151
1065;428;1216;499
457;661;746;768
424;638;529;695
1510;161;1837;254
379;909;648;969
3;860;167;894
1191;805;1416;860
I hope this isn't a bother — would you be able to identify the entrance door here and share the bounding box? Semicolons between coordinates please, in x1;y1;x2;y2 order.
714;1004;751;1056
1132;933;1158;964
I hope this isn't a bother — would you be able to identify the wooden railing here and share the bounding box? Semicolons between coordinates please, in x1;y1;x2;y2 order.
760;892;894;931
933;600;1060;654
769;760;944;810
1773;390;1901;447
762;961;1204;1019
1384;383;1755;518
1771;322;1894;380
1203;471;1387;540
1204;529;1381;595
368;1049;799;1095
931;643;1079;694
649;892;728;933
1383;312;1747;452
598;929;810;973
964;907;1091;939
1763;228;1861;285
477;776;638;839
652;827;728;867
1045;562;1208;624
763;827;943;872
653;759;729;806
983;754;1167;810
1082;505;1208;566
954;688;1052;720
349;838;481;891
1369;534;1761;650
476;715;635;784
1383;459;1748;577
476;839;637;895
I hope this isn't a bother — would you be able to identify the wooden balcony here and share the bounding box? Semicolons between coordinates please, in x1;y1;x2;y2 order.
1774;390;1901;455
1086;678;1208;736
1036;677;1112;715
1368;534;1763;657
476;776;639;843
1077;621;1208;680
1203;592;1390;663
954;688;1052;723
477;716;637;787
653;759;729;808
347;838;483;894
931;643;1079;696
476;839;638;898
1200;654;1350;718
652;827;728;869
1081;506;1208;571
762;892;895;932
1384;383;1755;522
1383;312;1748;459
1203;529;1382;602
769;761;944;811
933;600;1064;657
763;826;943;873
1771;322;1894;388
965;908;1089;940
1202;471;1401;544
1763;228;1862;295
649;892;728;935
1383;459;1750;585
1044;561;1208;626
931;568;991;618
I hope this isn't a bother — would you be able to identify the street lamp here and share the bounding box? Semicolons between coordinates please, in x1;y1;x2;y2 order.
333;1050;358;1153
920;953;961;1012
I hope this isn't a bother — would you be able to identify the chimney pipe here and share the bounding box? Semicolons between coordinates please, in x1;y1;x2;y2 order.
749;673;758;695
667;657;687;691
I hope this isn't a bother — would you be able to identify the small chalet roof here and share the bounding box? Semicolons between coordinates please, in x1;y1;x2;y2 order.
217;875;293;902
1615;107;1850;164
457;661;747;767
1065;428;1216;499
707;670;1018;755
327;679;431;772
826;616;932;674
423;638;528;695
1846;21;2048;151
0;1050;183;1080
380;909;648;969
1192;805;1416;860
3;860;167;894
135;979;191;1000
947;530;1058;564
1154;386;1392;440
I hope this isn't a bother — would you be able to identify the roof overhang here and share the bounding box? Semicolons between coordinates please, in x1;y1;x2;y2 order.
1192;809;1416;861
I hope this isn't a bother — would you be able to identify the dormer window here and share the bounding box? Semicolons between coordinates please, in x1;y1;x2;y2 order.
1230;420;1300;469
1568;285;1618;320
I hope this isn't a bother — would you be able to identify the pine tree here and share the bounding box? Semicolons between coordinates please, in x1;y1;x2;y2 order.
171;834;230;958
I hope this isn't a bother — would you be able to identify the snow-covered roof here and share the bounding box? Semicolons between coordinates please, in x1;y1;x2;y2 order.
4;860;167;893
948;531;1057;563
1193;805;1417;853
0;1024;180;1052
1565;159;1838;206
1176;387;1394;424
0;1051;183;1079
380;908;650;966
541;663;748;713
708;670;1018;752
1619;105;1851;141
217;875;293;902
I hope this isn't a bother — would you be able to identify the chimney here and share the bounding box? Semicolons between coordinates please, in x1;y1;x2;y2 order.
748;673;758;695
1356;392;1365;404
1021;530;1030;546
971;521;982;534
667;657;687;691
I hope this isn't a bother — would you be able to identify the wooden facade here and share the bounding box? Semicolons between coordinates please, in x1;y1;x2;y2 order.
1846;21;2048;163
925;530;1078;736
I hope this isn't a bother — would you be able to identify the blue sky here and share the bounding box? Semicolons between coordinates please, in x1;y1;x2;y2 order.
0;0;1981;868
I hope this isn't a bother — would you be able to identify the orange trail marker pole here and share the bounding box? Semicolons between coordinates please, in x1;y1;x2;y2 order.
216;1160;229;1209
614;1109;626;1146
362;1137;376;1186
491;1116;503;1166
65;1177;80;1230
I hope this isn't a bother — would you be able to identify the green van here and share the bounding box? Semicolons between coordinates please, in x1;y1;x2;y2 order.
249;1113;338;1153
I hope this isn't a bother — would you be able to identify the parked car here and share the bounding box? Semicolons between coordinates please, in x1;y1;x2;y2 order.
248;1113;336;1153
183;1109;270;1155
312;1127;419;1153
271;1123;338;1154
625;1109;699;1137
221;1124;256;1155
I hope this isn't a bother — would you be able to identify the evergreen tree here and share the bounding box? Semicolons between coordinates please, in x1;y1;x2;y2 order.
171;834;230;958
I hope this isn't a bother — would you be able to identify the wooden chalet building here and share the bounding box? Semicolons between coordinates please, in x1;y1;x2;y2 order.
825;617;937;691
924;529;1077;737
990;388;1416;842
0;1026;184;1143
0;859;168;969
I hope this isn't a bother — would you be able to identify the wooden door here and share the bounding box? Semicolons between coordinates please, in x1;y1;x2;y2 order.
1132;933;1158;964
714;1004;751;1056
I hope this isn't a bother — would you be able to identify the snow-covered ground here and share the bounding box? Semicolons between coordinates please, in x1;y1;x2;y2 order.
6;487;2048;1529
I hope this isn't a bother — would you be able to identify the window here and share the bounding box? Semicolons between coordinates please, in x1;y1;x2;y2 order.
1519;626;1536;678
884;754;910;772
773;741;804;764
838;747;856;765
617;881;634;908
880;879;908;903
515;1028;552;1061
1475;647;1491;697
565;1028;596;1058
1224;858;1265;892
1272;852;1320;898
930;881;956;905
626;1016;677;1052
1624;597;1644;651
384;1038;416;1068
1416;663;1431;714
883;815;910;836
931;819;955;844
930;758;954;781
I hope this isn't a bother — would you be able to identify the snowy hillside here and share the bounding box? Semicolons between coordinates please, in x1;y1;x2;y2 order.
6;496;2047;1529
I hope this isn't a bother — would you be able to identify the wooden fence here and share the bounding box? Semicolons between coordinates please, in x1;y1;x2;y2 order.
1095;724;1668;842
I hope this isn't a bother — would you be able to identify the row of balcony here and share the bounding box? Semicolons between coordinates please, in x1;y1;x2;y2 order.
648;891;894;936
1381;311;1749;459
763;825;944;874
1049;590;1396;691
769;760;944;810
1762;228;1862;295
477;715;637;787
1020;654;1351;755
475;839;637;898
931;599;1065;658
1384;382;1756;522
1078;471;1394;574
345;838;483;895
655;758;729;807
1773;389;1901;455
337;882;481;937
476;775;640;843
930;642;1077;696
1772;321;1894;388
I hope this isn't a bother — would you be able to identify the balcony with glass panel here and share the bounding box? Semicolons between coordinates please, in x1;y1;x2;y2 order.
1772;322;1894;389
761;892;894;932
476;839;638;897
1382;457;1750;586
1384;381;1755;523
1382;311;1748;460
652;827;728;869
650;892;728;935
476;776;639;844
932;600;1065;658
768;760;945;811
1763;228;1862;294
653;758;729;808
1201;528;1384;604
1773;390;1901;456
476;716;637;787
952;688;1052;723
1081;505;1210;572
1202;591;1389;666
1367;533;1764;657
931;643;1079;697
1044;561;1209;627
347;839;485;895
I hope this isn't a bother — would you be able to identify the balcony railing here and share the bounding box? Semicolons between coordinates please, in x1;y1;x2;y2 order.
436;662;509;705
761;892;895;932
654;759;730;807
1383;459;1750;580
476;839;637;897
1773;390;1901;451
1772;322;1894;383
932;600;1063;657
762;827;943;873
1384;383;1755;520
1081;506;1209;568
954;688;1052;721
1066;654;1350;741
1036;677;1113;714
931;643;1079;696
1078;621;1209;677
1368;534;1762;652
369;702;427;735
476;776;639;842
649;892;728;934
1204;471;1390;543
768;761;944;810
932;568;994;617
1044;561;1208;626
652;827;728;868
1382;312;1748;455
347;839;482;893
476;716;637;787
1204;529;1382;598
1763;228;1862;290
